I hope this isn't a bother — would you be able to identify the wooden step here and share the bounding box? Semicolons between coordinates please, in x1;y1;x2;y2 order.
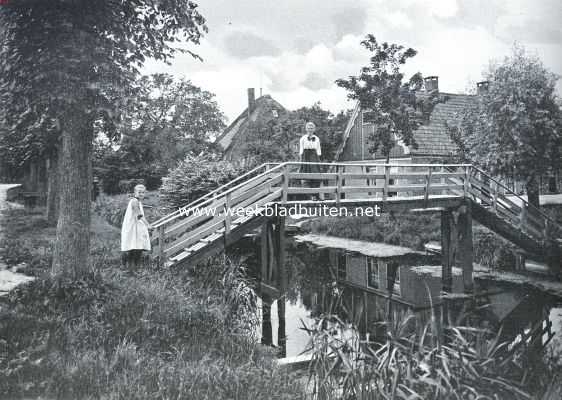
201;232;223;243
187;241;207;253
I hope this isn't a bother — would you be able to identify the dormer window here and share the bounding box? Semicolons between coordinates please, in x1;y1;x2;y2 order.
272;109;278;118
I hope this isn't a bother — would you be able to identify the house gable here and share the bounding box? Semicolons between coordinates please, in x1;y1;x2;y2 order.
335;84;475;162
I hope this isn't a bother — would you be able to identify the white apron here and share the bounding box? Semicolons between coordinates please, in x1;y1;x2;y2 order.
121;198;151;252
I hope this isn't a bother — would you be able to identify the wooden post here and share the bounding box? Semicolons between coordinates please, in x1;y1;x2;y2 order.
464;166;470;197
491;181;498;214
261;221;269;285
442;204;473;294
383;165;390;201
276;216;287;357
543;220;549;241
282;166;288;203
519;203;527;234
336;165;343;204
424;167;432;206
261;294;273;346
458;203;474;293
441;210;454;294
224;192;232;235
515;251;526;271
158;225;165;267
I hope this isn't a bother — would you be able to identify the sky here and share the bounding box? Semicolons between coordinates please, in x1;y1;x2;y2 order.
143;0;562;124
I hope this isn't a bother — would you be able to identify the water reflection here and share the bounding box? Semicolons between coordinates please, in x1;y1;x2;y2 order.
245;236;559;360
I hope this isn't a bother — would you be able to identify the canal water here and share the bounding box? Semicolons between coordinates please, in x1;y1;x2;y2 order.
239;234;562;360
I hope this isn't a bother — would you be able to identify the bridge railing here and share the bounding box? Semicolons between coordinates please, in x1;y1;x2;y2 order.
151;162;285;264
467;167;562;242
152;162;280;229
282;162;472;203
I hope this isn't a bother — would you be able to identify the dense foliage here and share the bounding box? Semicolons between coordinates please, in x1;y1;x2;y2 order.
160;154;252;210
94;74;225;193
448;45;562;207
244;102;349;164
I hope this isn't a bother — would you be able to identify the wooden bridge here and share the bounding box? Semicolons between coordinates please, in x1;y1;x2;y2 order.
151;162;562;293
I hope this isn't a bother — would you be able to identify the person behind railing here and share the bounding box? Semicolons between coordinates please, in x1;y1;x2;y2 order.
121;184;152;273
299;121;322;200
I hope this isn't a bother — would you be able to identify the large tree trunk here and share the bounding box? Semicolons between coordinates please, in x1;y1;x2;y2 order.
51;112;93;279
46;149;60;225
526;175;540;209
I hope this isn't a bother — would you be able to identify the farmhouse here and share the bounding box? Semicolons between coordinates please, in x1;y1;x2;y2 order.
335;76;477;164
333;76;562;195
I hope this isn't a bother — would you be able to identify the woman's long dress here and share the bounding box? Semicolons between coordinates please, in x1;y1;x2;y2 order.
121;197;151;252
299;135;322;189
299;135;321;174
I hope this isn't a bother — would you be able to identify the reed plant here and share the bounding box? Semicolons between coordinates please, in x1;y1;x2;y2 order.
301;290;557;400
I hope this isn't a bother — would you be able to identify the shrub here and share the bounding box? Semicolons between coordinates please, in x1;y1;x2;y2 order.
473;229;517;270
118;178;146;194
160;154;252;210
0;237;33;266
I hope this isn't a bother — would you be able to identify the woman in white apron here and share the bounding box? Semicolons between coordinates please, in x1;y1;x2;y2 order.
299;121;322;200
121;184;151;272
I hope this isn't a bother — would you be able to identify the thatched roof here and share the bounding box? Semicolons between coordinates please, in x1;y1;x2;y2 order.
216;95;286;160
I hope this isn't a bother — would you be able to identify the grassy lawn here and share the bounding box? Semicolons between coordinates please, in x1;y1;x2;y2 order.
0;205;304;399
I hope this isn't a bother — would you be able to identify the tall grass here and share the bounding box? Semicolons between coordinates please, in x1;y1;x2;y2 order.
0;206;305;399
301;291;558;400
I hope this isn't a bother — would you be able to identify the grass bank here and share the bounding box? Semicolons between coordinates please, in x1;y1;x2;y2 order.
0;206;304;399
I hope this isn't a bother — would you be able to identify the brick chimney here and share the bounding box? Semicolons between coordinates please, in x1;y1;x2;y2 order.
424;76;439;92
477;81;489;95
247;88;256;119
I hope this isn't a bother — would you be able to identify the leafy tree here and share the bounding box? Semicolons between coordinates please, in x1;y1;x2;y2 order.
93;74;225;193
126;73;225;167
244;102;349;164
336;35;430;162
0;0;206;278
450;45;562;207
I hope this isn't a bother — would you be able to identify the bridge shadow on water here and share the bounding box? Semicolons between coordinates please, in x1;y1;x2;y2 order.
234;235;562;364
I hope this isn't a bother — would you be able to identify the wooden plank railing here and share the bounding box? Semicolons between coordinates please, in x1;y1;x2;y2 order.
152;162;562;266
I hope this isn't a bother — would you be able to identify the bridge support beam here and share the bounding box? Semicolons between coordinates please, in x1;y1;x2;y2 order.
441;202;473;294
276;216;287;357
261;294;272;346
259;216;287;354
546;241;561;279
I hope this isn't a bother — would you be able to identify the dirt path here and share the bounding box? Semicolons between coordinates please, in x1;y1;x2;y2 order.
0;184;34;296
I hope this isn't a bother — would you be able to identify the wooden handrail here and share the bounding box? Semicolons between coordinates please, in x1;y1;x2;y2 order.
152;162;282;228
289;161;473;168
471;166;562;235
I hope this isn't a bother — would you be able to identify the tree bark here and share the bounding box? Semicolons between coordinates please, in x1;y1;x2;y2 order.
46;148;60;225
526;175;540;209
51;111;93;279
